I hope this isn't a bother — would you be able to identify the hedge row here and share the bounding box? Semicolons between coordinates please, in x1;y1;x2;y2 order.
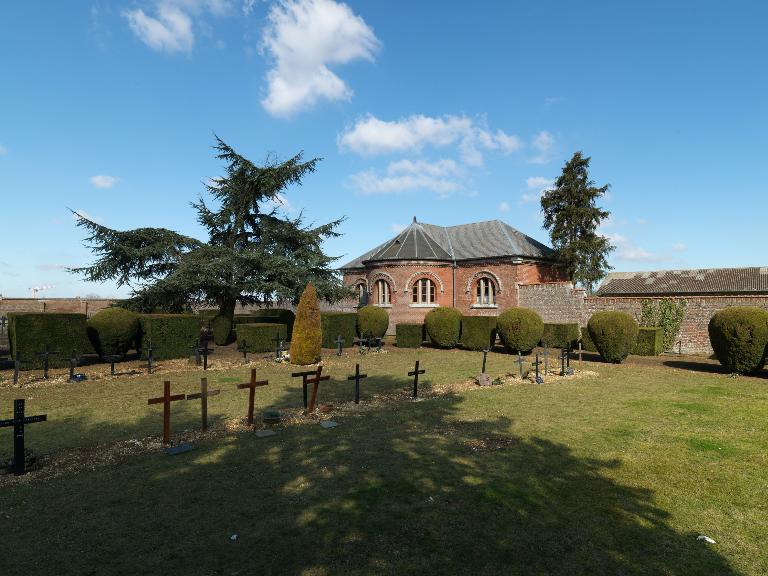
321;312;357;348
396;323;424;348
460;316;497;351
87;307;140;357
137;314;200;360
633;327;663;356
236;323;287;353
541;323;580;349
8;313;94;369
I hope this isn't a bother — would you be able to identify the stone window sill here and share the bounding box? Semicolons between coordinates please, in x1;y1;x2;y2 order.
375;303;393;308
409;303;438;308
470;304;498;309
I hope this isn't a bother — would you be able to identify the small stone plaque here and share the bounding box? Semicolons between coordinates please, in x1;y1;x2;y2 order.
477;373;491;386
320;421;338;429
255;429;277;438
165;443;194;456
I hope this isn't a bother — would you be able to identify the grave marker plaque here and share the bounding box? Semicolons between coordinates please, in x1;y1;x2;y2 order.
237;369;268;425
0;399;47;475
148;381;185;444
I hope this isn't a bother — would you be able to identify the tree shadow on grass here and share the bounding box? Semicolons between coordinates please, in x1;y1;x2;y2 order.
2;376;740;576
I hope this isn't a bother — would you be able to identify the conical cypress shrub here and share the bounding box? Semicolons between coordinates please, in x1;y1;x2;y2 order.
290;282;322;365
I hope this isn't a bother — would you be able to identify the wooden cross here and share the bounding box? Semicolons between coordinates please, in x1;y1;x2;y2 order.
408;360;425;398
306;366;330;413
347;363;368;404
532;354;544;384
0;399;47;475
148;381;185;444
186;377;220;431
515;353;525;379
292;369;317;410
36;345;59;379
335;335;345;356
237;368;268;425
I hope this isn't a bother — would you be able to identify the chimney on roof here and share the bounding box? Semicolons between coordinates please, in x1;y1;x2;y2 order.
413;216;417;223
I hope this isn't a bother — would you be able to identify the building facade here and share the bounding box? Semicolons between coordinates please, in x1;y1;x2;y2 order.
340;218;565;331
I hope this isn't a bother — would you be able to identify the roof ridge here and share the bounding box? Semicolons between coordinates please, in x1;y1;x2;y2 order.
496;220;517;254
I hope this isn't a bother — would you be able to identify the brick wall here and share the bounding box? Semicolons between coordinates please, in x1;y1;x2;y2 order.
517;282;768;355
0;298;115;317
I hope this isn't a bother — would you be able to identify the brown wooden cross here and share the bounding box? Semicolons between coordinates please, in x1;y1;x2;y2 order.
186;377;220;431
148;381;185;445
291;369;317;410
306;365;331;413
237;368;268;425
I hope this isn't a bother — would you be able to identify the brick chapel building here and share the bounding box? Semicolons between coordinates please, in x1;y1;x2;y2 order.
340;217;565;331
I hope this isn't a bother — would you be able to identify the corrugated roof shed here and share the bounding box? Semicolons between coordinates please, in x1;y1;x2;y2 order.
339;218;554;269
596;267;768;296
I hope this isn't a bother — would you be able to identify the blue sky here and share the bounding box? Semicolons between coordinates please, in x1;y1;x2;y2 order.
1;0;766;298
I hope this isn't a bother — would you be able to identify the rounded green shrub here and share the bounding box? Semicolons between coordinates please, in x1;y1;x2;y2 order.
541;323;580;349
291;282;322;365
211;314;233;346
87;307;140;357
460;316;497;351
396;323;424;348
357;305;389;338
708;307;768;374
425;307;462;348
496;308;543;353
587;311;639;363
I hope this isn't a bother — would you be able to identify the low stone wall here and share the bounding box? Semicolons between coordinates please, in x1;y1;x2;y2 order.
0;298;115;317
517;282;768;355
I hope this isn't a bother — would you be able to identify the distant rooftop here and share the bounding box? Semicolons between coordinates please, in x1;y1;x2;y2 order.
340;218;555;269
596;267;768;296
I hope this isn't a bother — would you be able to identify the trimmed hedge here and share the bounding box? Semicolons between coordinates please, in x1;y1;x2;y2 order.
425;307;462;348
8;313;94;369
321;312;357;349
396;323;424;348
708;307;768;374
247;309;296;340
580;327;597;352
87;307;140;357
291;283;322;365
541;323;580;349
137;314;200;360
633;327;663;356
236;323;288;353
357;305;389;338
460;316;497;351
588;311;639;363
496;308;544;353
212;315;233;346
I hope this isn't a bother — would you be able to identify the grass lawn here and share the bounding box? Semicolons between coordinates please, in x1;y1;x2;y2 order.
1;346;767;575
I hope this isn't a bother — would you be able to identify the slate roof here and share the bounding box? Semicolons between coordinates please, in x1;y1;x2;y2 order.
596;267;768;296
340;218;555;269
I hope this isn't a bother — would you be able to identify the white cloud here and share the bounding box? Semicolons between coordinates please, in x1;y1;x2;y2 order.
124;0;232;53
520;176;554;203
260;0;380;117
672;242;687;252
36;263;70;272
73;209;104;224
499;201;510;213
242;0;257;15
387;158;461;178
636;217;648;225
349;157;463;196
339;114;522;166
618;247;659;262
528;130;556;164
90;174;119;189
391;223;406;234
265;192;296;213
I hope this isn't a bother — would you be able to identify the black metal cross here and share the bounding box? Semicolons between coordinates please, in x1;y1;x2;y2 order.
36;345;59;379
186;377;220;431
335;335;345;356
532;354;544;384
560;348;573;376
0;399;47;475
197;340;212;370
481;349;489;374
515;353;525;379
292;369;317;410
144;339;156;374
373;337;383;353
272;335;284;361
408;360;425;398
347;363;368;404
103;354;123;376
237;339;249;362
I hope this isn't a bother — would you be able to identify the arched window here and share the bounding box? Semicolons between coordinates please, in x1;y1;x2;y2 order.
476;277;496;305
412;278;436;304
375;279;391;305
355;283;368;305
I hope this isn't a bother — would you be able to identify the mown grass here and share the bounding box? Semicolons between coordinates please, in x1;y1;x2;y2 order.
1;347;767;575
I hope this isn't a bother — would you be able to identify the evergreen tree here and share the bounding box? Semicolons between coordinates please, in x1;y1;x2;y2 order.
290;282;322;365
71;137;349;317
540;152;614;292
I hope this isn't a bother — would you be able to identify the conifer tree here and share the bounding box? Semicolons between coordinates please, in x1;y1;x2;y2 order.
290;282;322;365
71;136;349;317
540;152;614;292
